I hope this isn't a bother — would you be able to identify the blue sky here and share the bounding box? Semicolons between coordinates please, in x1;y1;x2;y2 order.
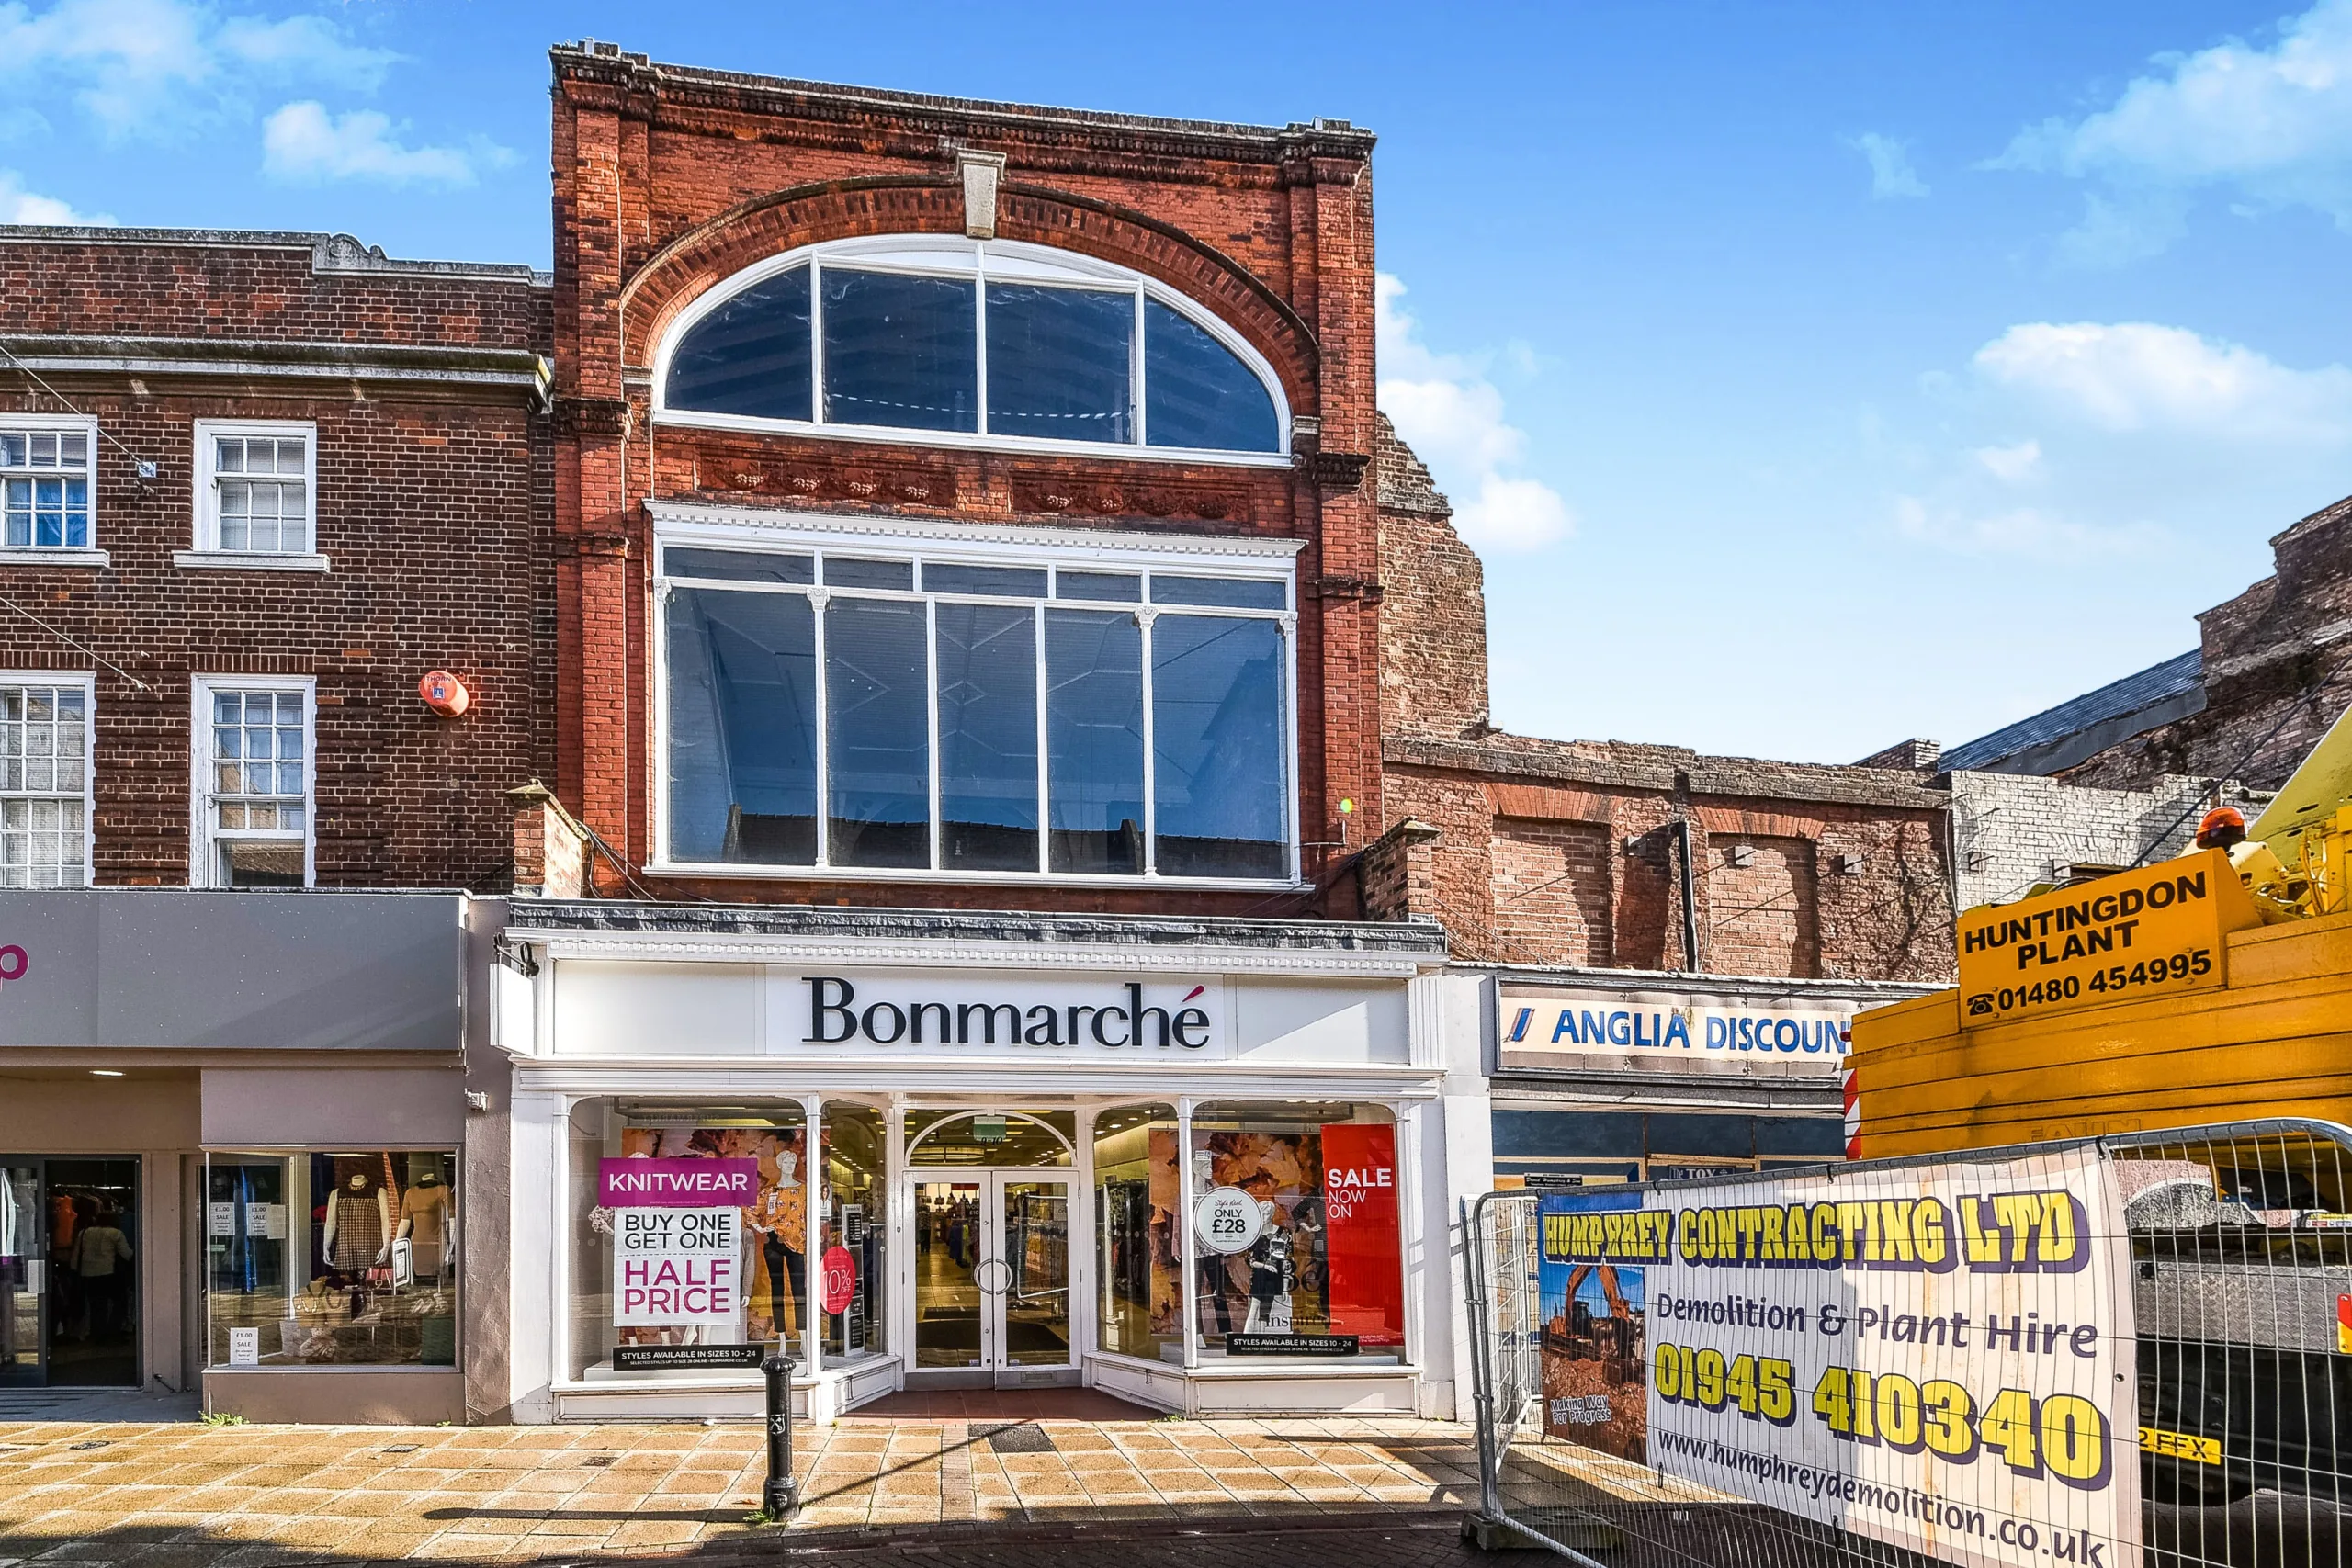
6;1;2350;764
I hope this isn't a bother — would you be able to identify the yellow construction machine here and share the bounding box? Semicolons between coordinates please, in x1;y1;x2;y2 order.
1851;702;2352;1155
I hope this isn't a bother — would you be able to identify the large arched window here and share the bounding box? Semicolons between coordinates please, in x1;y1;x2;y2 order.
657;237;1288;461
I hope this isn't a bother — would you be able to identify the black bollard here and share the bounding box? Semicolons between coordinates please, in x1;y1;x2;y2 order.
761;1353;798;1517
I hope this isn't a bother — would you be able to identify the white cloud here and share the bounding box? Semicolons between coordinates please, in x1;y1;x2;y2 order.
0;168;112;224
1973;321;2352;442
1996;0;2352;257
262;101;502;187
0;0;394;138
1893;496;2165;560
1849;132;1928;198
1375;274;1575;551
1972;439;2042;482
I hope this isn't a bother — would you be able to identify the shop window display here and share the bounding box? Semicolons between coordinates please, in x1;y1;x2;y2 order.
203;1152;457;1369
820;1104;885;1361
1187;1103;1402;1362
1091;1103;1179;1363
569;1104;813;1379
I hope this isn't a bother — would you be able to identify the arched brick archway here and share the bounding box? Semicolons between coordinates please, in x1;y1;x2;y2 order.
618;178;1318;412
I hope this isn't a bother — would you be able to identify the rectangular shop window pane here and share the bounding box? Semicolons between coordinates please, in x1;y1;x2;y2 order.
1191;1105;1402;1363
1044;609;1144;875
935;602;1039;872
662;547;815;585
822;1106;888;1363
984;283;1133;443
1149;574;1287;610
567;1105;808;1380
821;268;978;433
920;561;1046;598
1093;1104;1181;1364
1150;615;1286;879
823;557;915;591
664;265;814;422
826;596;931;868
1055;570;1141;603
209;1153;456;1368
667;587;819;864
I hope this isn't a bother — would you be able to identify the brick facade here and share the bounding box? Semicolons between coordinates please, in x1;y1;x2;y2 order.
1373;434;1955;982
548;44;1384;914
2062;492;2352;794
0;229;550;888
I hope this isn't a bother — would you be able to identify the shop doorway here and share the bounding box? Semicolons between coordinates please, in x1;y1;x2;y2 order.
911;1172;1075;1388
1;1157;141;1388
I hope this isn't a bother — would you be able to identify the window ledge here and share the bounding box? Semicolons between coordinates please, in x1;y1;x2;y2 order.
175;550;331;572
0;547;107;568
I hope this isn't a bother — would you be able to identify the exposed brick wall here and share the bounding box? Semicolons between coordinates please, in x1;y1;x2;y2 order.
1490;818;1611;967
1706;834;1817;979
1949;769;2255;913
1374;413;1487;742
2064;492;2352;793
0;233;550;889
550;44;1384;916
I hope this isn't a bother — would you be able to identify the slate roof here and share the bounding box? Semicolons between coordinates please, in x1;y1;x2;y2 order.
1941;649;2203;774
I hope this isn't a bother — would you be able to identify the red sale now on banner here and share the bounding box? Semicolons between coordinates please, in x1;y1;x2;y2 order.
1321;1123;1403;1346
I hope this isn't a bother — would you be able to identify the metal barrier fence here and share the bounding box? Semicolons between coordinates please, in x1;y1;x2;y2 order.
1463;1119;2352;1568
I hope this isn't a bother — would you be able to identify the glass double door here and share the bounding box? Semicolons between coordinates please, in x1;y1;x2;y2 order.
2;1157;141;1388
912;1172;1074;1386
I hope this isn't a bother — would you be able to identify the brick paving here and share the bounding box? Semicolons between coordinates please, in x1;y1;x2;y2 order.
0;1414;1483;1566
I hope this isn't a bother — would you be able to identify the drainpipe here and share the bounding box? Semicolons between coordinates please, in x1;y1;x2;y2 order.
1676;817;1702;974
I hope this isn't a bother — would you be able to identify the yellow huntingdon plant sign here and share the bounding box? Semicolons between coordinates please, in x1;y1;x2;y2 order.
1956;847;2262;1027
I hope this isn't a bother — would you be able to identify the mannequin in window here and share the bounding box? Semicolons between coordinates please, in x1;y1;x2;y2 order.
745;1149;807;1342
1191;1151;1235;1336
322;1167;390;1273
1242;1200;1295;1335
394;1169;452;1282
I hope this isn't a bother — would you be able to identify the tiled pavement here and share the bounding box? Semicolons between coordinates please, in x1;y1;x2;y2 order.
0;1414;1484;1565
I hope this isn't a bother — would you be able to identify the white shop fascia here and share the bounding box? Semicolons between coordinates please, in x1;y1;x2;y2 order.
491;904;1457;1423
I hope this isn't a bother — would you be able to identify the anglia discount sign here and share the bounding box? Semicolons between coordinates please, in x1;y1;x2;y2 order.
1538;1147;2139;1568
1956;848;2260;1028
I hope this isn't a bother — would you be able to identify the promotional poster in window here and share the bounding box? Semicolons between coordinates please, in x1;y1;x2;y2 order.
604;1126;813;1347
1539;1188;1649;1461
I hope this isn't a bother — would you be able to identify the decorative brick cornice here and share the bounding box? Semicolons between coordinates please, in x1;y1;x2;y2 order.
1306;574;1384;604
553;533;631;559
1297;449;1370;491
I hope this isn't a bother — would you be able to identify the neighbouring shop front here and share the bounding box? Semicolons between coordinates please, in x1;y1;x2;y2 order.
1481;967;1933;1188
493;903;1470;1421
0;890;499;1424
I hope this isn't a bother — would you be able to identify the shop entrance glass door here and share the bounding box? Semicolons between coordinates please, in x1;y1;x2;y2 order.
911;1172;1074;1386
0;1157;140;1388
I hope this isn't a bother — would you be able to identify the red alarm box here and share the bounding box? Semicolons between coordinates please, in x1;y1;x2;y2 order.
418;670;470;717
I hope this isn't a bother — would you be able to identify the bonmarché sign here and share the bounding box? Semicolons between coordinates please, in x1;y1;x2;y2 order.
803;976;1216;1051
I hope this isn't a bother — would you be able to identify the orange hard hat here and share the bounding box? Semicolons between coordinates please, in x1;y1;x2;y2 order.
2193;806;2246;848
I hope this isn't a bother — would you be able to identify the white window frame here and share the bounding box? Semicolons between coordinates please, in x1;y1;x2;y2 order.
649;502;1304;888
0;670;96;888
189;674;317;889
0;412;104;565
187;420;328;570
651;235;1295;468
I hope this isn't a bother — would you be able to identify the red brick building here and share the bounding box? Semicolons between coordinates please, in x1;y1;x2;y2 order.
0;226;549;890
545;44;1385;914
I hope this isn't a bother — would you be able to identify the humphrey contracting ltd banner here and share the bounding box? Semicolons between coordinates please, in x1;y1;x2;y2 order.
1539;1148;2138;1568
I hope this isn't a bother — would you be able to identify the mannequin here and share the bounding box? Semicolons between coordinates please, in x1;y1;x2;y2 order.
322;1168;391;1273
1191;1151;1234;1336
394;1170;452;1281
1243;1200;1295;1334
745;1148;807;1340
